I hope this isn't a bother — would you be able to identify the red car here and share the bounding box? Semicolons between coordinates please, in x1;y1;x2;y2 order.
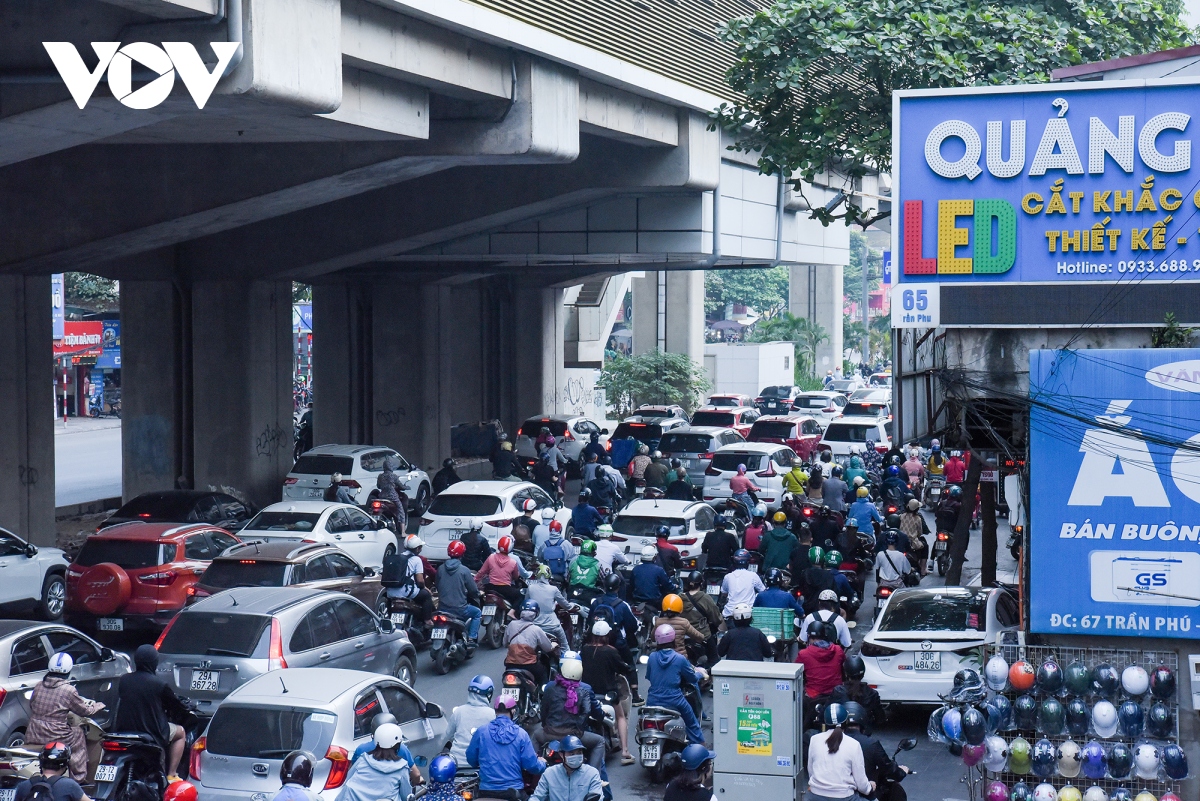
65;522;240;635
705;394;755;408
746;414;823;460
687;406;761;438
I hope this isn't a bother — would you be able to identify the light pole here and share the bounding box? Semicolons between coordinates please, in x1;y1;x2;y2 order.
860;237;870;371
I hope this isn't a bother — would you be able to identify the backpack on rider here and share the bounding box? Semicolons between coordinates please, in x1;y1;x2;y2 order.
380;551;416;591
542;536;568;578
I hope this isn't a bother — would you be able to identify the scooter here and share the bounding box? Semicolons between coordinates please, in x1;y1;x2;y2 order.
922;475;945;510
876;737;918;801
635;705;689;783
702;566;728;602
365;491;402;534
931;530;951;576
874;584;894;621
500;667;543;729
95;706;202;801
0;746;40;793
428;611;474;675
479;589;512;650
388;595;432;648
589;691;622;756
560;603;586;651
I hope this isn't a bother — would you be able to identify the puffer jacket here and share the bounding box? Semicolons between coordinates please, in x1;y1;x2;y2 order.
759;527;798;572
466;716;543;791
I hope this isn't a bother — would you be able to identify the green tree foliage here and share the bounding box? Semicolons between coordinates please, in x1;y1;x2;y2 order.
750;311;828;378
597;351;712;418
1150;312;1196;347
65;273;119;313
715;0;1193;226
845;231;882;309
704;266;790;318
293;282;312;303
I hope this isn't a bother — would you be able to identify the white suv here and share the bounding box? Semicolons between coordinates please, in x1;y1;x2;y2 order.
0;528;69;619
283;445;432;515
790;392;849;429
702;442;798;512
819;416;893;459
514;415;608;468
418;481;572;561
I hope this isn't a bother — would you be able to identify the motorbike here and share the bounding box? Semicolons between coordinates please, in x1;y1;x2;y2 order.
500;667;543;729
931;530;951;576
1007;527;1022;561
428;611;473;675
589;691;623;756
876;737;919;801
922;474;945;510
365;491;402;534
874;584;894;621
292;411;312;461
388;595;433;648
702;566;728;602
479;589;513;650
0;746;40;794
96;705;202;801
631;601;658;652
568;584;603;612
559;603;585;651
635;705;689;783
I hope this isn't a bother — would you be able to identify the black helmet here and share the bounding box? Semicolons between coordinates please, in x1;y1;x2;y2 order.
39;743;70;771
280;750;316;787
1117;699;1143;738
1037;698;1065;735
843;653;866;682
683;572;703;590
1063;660;1092;696
1036;658;1063;695
885;513;901;528
670;458;681;468
1030;738;1056;778
733;549;751;568
842;701;868;727
1065;697;1090;737
961;706;986;746
443;458;454;469
1107;742;1133;779
655;525;670;539
713;514;728;531
949;668;986;703
807;619;836;642
1150;665;1176;700
765;567;786;588
578;489;592;501
1013;694;1038;729
371;713;397;732
1147;700;1173;738
1092;662;1120;697
603;573;623;593
1162;742;1188;780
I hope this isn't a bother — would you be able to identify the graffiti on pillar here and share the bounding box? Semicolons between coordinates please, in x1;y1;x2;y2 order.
255;424;286;458
17;465;38;486
376;407;407;427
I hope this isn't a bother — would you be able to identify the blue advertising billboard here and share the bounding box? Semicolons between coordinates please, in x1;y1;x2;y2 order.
895;80;1200;283
96;320;120;369
1030;348;1200;639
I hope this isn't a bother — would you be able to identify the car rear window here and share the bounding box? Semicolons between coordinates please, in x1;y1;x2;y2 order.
202;561;290;589
843;403;886;417
245;512;322;532
612;517;687;538
611;423;663;442
519;420;568;437
877;591;989;632
709;453;763;472
206;706;338;759
749;421;796;439
658;434;714;454
706;397;739;407
760;386;793;398
689;412;736;427
823;423;881;443
75;540;169;569
428;495;502;516
290;455;354;476
793;396;833;410
112;494;199;520
158;612;271;657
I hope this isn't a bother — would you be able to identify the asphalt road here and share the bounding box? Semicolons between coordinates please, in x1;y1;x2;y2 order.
55;418;122;506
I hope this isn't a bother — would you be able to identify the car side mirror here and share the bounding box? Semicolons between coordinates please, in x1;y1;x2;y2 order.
24;544;37;558
362;567;376;577
601;428;609;435
379;618;396;634
899;738;918;751
424;702;443;718
99;647;115;662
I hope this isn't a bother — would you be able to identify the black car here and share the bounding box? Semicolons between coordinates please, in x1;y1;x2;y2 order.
99;491;257;532
755;385;803;414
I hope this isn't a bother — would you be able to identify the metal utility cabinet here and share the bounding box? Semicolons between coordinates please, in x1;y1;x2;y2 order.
712;661;805;801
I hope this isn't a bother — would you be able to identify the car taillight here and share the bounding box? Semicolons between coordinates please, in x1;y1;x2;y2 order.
284;477;298;485
154;614;178;649
138;570;178;586
269;618;288;671
671;538;697;546
754;397;764;404
190;736;205;780
705;465;720;476
823;407;836;413
487;519;512;528
102;741;131;752
701;452;714;460
859;642;901;657
936;532;950;541
420;518;434;526
562;430;574;441
605;441;611;451
323;746;351;790
954;645;982;656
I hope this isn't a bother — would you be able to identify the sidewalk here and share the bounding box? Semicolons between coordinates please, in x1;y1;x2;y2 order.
54;416;122;435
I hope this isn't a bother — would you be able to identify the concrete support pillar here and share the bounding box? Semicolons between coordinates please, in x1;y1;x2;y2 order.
513;285;565;422
789;263;845;377
0;276;54;544
630;270;704;363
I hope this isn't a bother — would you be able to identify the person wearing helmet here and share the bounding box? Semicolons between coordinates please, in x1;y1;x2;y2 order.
114;645;190;783
569;492;604;539
754;568;805;617
583;431;606;464
875;530;915;590
588;573;642;705
848;485;885;536
742;505;771;551
720;549;766;619
680;572;723;667
352;714;419;782
25;653;106;781
646;624;704;744
795;620;845;698
324;472;357;505
643;451;671;490
476;535;531;612
381;535;434;627
504;600;559;687
799;588;853;648
844;452;868;488
437;540;484;646
492;438;524;482
337;722;413;801
375;457;409;535
758;514;798;573
15;743;87;801
529;507;557;554
663;743;716;801
441;678;499;768
512;500;543;552
631;544;675;610
805;462;826;501
701;515;740;571
927;441;945;476
782;459;809;497
665;463;694;501
799;550;856;620
652;594;706;657
466;696;545;800
524;565;570;645
534;654;605;772
586;462;622;511
729;464;763;520
881;464;910;505
843;701;910;797
943;450;966;485
935;483;964;537
829;655;886;733
424;755;464;801
457;518;492;572
898;498;931;576
902;449;925;487
272;751;320;801
628;445;653;484
718;603;771;662
530;734;603;801
432;458;463;496
567;540;602;590
653;525;684;574
536;520;576;583
807;704;873;801
823;466;849;513
582;621;637;765
591;525;629;575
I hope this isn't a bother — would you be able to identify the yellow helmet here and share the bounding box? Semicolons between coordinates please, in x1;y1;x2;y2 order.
1058;787;1082;801
856;486;870;498
773;511;787;523
662;594;684;614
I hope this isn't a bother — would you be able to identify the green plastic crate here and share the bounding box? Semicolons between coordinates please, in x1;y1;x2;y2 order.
751;607;792;640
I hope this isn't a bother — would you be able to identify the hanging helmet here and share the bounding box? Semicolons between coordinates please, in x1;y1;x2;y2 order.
1132;794;1156;801
765;567;787;588
47;653;73;675
986;780;1009;801
163;783;197;801
962;706;986;745
886;513;902;528
279;750;316;787
1009;661;1036;692
1038;698;1065;735
1146;700;1173;738
808;546;825;564
1011;783;1034;801
520;600;539;620
928;706;948;743
1092;663;1120;698
948;742;963;759
1107;742;1133;779
753;502;767;519
1133;743;1159;780
856;486;870;498
653;623;677;646
823;549;843;568
38;743;71;771
595;525;613;539
661;594;684;613
983;735;1009;772
468;675;495;701
733;548;752;568
560;653;584;681
986;655;1010;691
1160;794;1182;801
1079;740;1106;780
430;755;457;784
580;540;597;556
497;535;513;554
447;540;467;559
1008;738;1032;774
1117;699;1143;738
1065;697;1090;737
1063;660;1091;696
1059;787;1082;801
1083;786;1109;801
1091;700;1118;738
963;743;986;767
823;703;849;727
1031;738;1057;778
1013;694;1038;730
1037;658;1064;695
1110;791;1132;801
843;654;866;682
1033;783;1058;801
985;695;1013;732
941;707;963;742
1161;742;1187;780
1057;739;1082;778
1121;665;1149;697
951;668;985;701
732;603;753;621
640;545;657;562
1150;665;1176;700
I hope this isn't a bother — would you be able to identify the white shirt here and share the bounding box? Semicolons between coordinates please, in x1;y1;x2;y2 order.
798;609;852;648
594;540;628;573
875;548;912;588
807;729;872;798
720;569;765;617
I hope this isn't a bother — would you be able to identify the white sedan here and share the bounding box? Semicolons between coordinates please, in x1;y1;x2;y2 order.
610;500;717;571
418;481;572;561
860;586;1021;703
238;502;396;569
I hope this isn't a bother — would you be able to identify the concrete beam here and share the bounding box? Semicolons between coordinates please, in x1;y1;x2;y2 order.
0;99;184;169
579;78;677;147
316;66;429;139
97;0;218;17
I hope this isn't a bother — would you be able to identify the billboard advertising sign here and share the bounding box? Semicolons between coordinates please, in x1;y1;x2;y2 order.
51;274;64;340
895;80;1200;283
1030;348;1200;639
97;320;121;369
52;321;103;356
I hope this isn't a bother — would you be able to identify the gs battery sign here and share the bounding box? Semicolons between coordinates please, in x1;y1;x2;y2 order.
1030;348;1200;639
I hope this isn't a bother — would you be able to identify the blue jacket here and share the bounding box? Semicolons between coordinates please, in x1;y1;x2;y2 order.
646;648;699;703
833;572;856;599
631;562;673;604
466;715;544;791
571;504;603;535
591;593;638;647
753;587;805;616
351;741;414;766
847;499;883;532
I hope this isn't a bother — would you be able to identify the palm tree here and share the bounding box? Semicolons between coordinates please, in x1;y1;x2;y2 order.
751;312;828;377
795;318;828;377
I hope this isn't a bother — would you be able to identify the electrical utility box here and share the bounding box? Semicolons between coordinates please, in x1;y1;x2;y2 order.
712;661;805;801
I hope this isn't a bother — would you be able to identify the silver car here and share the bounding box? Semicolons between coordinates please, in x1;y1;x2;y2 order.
0;621;131;746
194;668;448;801
156;587;417;718
657;426;747;485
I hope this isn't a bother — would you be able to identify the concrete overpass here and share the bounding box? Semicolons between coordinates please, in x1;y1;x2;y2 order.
0;0;850;543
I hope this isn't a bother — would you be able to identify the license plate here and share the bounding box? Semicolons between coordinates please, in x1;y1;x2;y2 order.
482;605;497;617
431;628;448;640
707;584;721;595
307;489;322;498
571;614;579;624
98;618;123;632
391;612;408;625
0;789;15;801
190;670;219;692
500;687;520;701
448;530;466;541
914;652;942;671
641;744;660;763
749;564;759;573
933;542;947;554
95;765;118;783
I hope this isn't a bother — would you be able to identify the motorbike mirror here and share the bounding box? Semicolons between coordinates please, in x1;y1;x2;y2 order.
424;702;443;719
601;428;609;435
898;738;918;751
413;755;429;767
99;647;116;662
379;618;396;634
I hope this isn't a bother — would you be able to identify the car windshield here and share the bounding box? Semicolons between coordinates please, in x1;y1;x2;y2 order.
688;412;735;427
658;434;715;454
244;512;321;532
843;403;886;417
793;396;834;410
290;455;354;476
158;612;271;657
428;495;502;516
75;540;168;569
612;517;687;538
519;419;568;437
202;561;290;589
823;423;880;443
749;421;796;439
112;494;200;520
877;590;989;632
611;423;663;443
829;380;857;391
759;386;794;399
206;706;338;759
709;453;764;472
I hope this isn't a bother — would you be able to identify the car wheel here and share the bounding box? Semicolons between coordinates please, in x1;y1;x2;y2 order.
38;573;66;620
6;730;25;748
413;484;431;516
393;655;416;686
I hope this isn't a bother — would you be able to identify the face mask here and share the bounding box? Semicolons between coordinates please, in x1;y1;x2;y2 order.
565;753;585;770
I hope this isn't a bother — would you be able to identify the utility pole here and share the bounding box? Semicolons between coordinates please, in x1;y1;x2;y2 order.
860;238;870;371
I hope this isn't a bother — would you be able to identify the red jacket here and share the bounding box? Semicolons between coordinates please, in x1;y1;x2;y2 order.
943;458;966;483
795;643;845;698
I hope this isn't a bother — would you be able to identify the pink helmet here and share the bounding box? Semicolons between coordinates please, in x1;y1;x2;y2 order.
985;780;1008;801
654;624;677;645
546;435;556;445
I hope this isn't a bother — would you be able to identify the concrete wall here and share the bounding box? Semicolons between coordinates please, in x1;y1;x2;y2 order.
789;263;845;376
704;341;794;398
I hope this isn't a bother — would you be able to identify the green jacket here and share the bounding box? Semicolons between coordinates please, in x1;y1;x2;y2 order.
568;555;601;588
844;455;868;486
759;527;798;572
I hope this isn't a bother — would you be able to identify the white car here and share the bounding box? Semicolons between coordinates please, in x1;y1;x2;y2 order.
818;416;893;458
0;528;69;620
238;502;396;568
418;481;572;561
610;500;717;572
860;586;1021;703
283;445;432;515
514;415;608;466
828;378;865;394
850;387;892;404
790;392;849;429
701;442;799;512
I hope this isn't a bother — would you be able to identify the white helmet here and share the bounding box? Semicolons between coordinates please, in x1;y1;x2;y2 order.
560;654;583;681
732;603;753;621
404;535;425;551
47;653;73;675
985;655;1010;691
1034;784;1058;801
753;503;767;518
1121;665;1149;697
1057;740;1081;778
1133;743;1159;780
640;545;657;562
596;525;613;539
374;723;404;749
591;620;612;637
852;476;865;487
818;589;838;603
469;517;483;531
522;499;537;513
541;507;556;521
1083;788;1109;801
1091;701;1118;738
982;735;1008;773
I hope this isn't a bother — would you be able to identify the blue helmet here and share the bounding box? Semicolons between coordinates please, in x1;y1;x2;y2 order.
468;675;494;701
733;549;751;568
521;599;540;619
947;485;963;498
680;744;715;771
887;465;901;477
429;755;457;784
1117;699;1143;738
559;735;585;753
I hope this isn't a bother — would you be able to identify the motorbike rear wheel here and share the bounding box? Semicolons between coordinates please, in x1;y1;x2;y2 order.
484;619;504;650
935;555;949;576
432;647;450;675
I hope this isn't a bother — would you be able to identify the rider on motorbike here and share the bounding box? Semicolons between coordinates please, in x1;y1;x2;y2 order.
881;465;911;504
847;487;884;535
425;756;467;801
273;750;321;801
460;519;493;572
25;653;106;781
15;743;88;801
582;621;636;766
466;696;545;801
935;485;963;533
799;589;853;648
719;549;765;620
443;677;497;768
530;735;603;801
800;551;857;620
664;744;716;801
438;540;483;647
742;505;771;551
643;452;671;490
728;465;762;519
652;594;705;657
843;451;868;488
504;600;560;687
476;535;530;612
376;457;408;533
902;451;924;488
753;568;805;617
654;526;683;574
843;702;911;801
382;535;434;626
795;621;846;699
532;508;556;554
114;645;191;782
324;473;357;505
829;656;887;734
680;573;722;668
645;625;704;745
525;565;569;644
592;525;628;575
758;520;797;572
536;521;576;585
716;602;771;662
875;531;914;590
567;541;602;589
782;459;808;497
570;494;604;539
700;516;738;571
583;432;607;464
631;545;674;611
628;445;652;483
926;440;945;476
534;653;605;772
588;574;642;705
492;440;522;482
432;458;463;495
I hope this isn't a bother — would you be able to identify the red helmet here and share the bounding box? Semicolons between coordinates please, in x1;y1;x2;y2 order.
549;520;563;533
522;499;537;512
164;782;198;801
447;540;466;559
497;536;513;554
